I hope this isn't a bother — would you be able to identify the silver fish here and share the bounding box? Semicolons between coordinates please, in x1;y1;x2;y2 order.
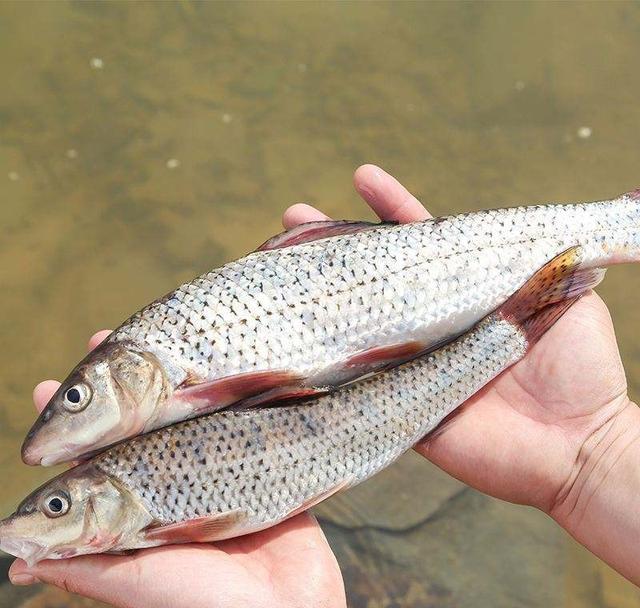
22;189;640;465
0;253;603;564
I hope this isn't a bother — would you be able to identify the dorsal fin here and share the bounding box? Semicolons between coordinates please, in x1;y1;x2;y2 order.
255;220;394;252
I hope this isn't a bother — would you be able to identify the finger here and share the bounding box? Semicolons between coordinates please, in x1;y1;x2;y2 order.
32;380;61;413
282;203;331;229
353;164;431;223
88;330;112;352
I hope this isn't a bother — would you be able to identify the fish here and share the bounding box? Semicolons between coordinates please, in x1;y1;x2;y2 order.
21;189;640;466
1;249;603;564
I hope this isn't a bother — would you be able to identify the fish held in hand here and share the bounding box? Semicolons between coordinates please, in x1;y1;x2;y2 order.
1;252;602;564
22;189;640;465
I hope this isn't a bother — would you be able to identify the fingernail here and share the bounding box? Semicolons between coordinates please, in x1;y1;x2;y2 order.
10;572;39;586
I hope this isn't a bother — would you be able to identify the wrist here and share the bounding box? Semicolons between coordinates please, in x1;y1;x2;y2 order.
550;397;640;584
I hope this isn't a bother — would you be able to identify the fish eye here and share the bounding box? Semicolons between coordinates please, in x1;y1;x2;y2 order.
42;491;70;518
62;383;92;412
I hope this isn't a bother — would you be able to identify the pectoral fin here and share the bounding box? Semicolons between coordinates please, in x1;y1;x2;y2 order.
144;510;245;544
174;370;307;413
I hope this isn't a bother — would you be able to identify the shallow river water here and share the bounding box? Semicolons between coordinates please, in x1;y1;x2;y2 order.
1;2;640;606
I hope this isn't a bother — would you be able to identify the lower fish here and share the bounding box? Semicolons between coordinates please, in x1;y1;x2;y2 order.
0;249;602;565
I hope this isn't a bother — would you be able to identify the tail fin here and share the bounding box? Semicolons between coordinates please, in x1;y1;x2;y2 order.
498;245;606;346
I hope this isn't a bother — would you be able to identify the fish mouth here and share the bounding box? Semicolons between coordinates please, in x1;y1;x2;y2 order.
21;439;77;467
20;441;42;466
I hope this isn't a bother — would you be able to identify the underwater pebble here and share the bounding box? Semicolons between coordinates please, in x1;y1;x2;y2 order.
90;57;104;70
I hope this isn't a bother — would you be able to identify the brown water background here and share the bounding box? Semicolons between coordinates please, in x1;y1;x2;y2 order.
1;2;640;606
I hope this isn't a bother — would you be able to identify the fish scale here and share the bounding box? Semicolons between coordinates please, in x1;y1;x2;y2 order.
113;200;629;386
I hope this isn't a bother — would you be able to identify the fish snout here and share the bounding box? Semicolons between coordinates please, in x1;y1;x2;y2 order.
22;439;73;467
21;437;44;466
21;407;57;465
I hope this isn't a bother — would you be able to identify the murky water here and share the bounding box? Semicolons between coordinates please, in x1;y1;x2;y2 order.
1;1;640;606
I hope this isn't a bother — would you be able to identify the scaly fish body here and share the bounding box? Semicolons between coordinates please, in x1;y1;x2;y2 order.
22;190;640;464
0;250;606;564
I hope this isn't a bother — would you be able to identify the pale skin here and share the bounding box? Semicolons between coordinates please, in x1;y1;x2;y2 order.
9;164;640;605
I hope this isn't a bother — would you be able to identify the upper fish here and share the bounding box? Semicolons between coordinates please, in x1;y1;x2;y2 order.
21;188;640;465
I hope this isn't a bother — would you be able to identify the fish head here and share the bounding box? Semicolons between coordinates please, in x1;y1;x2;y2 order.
22;342;170;466
0;464;153;566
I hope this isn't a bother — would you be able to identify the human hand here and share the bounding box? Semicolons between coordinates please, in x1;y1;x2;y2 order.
284;164;640;585
10;340;346;607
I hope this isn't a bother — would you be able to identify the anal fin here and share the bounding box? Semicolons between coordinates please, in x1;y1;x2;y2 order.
520;297;580;345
